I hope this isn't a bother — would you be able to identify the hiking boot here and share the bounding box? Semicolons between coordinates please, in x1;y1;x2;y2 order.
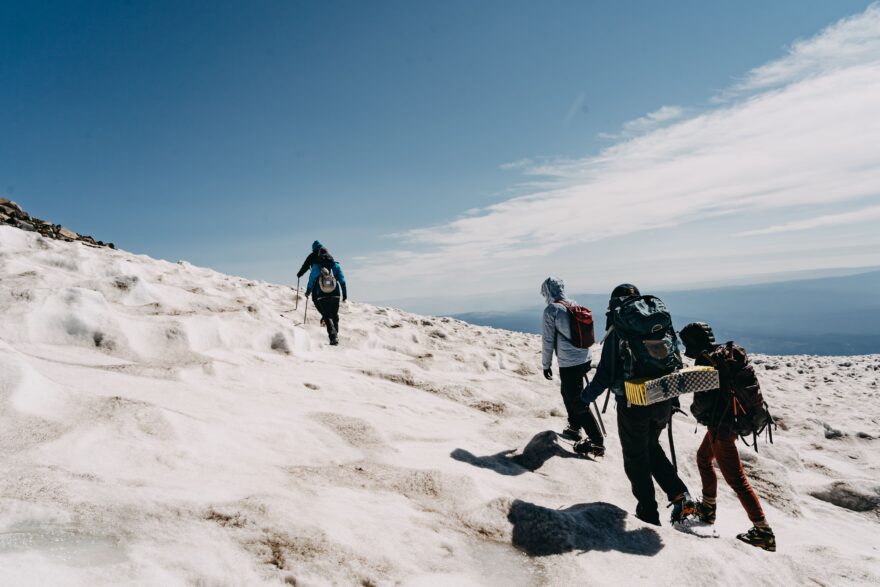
669;492;697;524
635;505;661;526
696;500;716;524
736;526;776;552
329;336;339;346
573;440;605;458
560;426;582;442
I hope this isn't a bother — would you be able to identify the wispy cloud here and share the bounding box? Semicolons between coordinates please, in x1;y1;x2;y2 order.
722;4;880;98
563;92;587;126
598;105;685;139
356;4;880;299
736;204;880;236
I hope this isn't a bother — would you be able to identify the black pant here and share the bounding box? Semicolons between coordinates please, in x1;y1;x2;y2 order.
315;295;340;339
558;363;603;445
616;396;687;523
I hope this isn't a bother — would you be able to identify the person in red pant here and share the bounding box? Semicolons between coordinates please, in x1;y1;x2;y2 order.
679;322;776;552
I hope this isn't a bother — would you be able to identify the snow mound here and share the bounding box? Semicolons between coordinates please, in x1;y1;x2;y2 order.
1;225;879;586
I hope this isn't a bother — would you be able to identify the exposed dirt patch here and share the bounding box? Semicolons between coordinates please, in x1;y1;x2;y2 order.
309;412;387;449
205;509;247;528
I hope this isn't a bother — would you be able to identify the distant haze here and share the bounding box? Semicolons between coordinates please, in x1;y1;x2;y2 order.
451;270;880;356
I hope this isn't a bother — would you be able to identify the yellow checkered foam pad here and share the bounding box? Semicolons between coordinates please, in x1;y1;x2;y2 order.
625;367;719;406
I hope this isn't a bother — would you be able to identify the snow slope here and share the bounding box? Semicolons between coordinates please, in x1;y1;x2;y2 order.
0;225;878;586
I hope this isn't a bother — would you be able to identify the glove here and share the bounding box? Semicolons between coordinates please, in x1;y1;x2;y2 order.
543;368;553;380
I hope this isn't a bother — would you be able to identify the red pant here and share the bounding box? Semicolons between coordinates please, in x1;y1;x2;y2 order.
696;430;766;523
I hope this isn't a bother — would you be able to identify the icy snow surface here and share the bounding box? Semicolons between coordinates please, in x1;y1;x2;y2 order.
0;225;878;586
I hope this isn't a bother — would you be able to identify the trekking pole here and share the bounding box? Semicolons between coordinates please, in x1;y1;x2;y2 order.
294;277;301;310
593;402;606;436
584;371;606;436
668;414;678;471
602;389;612;413
303;295;309;325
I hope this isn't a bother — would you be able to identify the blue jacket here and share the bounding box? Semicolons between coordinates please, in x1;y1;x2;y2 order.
306;261;347;299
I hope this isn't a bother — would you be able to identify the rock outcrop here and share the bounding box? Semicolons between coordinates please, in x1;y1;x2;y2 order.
0;198;115;249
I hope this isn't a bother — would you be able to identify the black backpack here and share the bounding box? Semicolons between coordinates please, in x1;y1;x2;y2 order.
700;342;774;449
612;295;683;380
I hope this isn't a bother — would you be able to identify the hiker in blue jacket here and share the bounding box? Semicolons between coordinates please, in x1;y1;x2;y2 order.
541;277;604;457
305;246;347;345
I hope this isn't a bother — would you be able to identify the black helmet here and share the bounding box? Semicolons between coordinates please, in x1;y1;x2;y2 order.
680;322;716;359
611;283;640;298
605;284;641;331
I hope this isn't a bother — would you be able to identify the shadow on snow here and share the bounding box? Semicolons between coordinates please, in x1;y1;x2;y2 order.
507;500;664;557
450;430;588;476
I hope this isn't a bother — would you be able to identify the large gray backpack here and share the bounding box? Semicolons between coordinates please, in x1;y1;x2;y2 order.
318;266;338;294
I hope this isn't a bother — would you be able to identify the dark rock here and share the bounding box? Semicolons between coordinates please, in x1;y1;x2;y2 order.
823;423;845;439
57;226;78;240
2;202;116;250
0;197;21;211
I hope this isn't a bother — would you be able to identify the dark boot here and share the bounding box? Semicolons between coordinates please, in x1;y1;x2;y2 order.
635;503;661;526
573;440;605;457
325;318;338;345
696;500;716;524
669;492;696;524
737;526;776;552
560;425;581;441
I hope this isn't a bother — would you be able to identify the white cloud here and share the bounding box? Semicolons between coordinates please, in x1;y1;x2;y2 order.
598;105;685;139
355;4;880;301
498;158;534;171
736;204;880;236
723;3;880;97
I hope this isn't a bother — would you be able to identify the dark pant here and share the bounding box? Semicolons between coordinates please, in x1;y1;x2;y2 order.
697;429;766;523
616;396;687;522
315;295;340;340
558;363;603;445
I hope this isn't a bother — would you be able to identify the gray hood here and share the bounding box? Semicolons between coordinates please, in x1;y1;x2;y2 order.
541;277;565;305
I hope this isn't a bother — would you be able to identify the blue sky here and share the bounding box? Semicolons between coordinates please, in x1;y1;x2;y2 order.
3;1;879;310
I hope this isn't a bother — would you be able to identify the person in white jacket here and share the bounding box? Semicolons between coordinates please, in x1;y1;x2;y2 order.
541;277;605;457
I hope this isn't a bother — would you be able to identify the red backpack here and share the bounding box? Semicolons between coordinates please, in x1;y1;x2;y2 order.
557;300;596;349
